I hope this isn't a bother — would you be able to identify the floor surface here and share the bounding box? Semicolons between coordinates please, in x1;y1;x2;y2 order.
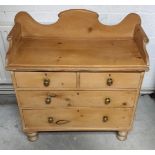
0;94;155;150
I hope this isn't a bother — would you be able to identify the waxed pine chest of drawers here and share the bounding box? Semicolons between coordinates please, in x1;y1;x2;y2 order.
6;9;149;141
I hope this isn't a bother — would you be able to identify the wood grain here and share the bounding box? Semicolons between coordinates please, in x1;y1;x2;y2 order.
6;9;149;71
17;90;137;108
15;72;76;88
6;9;149;141
14;10;140;38
80;72;141;89
6;38;147;71
22;107;133;131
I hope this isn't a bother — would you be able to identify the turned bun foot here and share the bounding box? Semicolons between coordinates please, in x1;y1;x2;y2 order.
26;132;38;142
116;131;128;141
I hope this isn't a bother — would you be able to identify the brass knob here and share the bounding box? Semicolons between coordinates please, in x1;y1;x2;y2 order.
45;96;51;104
44;78;50;87
48;117;54;123
107;78;113;86
45;94;56;104
102;116;108;122
105;98;111;105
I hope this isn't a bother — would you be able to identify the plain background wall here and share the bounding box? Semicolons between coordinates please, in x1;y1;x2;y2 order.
0;5;155;92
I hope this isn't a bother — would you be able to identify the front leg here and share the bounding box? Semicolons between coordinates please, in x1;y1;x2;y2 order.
116;131;128;141
26;132;38;142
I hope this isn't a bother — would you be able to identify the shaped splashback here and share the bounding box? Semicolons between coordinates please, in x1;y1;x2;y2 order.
14;9;141;38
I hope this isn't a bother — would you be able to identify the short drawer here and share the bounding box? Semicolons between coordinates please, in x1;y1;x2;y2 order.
15;72;76;88
17;90;136;108
80;73;141;89
22;108;133;131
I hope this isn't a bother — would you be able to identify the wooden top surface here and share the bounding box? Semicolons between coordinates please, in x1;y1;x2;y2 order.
6;37;146;71
6;9;149;71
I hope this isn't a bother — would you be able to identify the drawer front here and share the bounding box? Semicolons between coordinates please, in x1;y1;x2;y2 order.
15;72;76;88
80;73;141;89
17;90;136;108
23;108;133;130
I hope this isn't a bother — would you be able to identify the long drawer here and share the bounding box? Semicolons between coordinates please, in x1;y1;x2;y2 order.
80;73;141;89
17;90;136;108
15;72;76;88
22;108;133;131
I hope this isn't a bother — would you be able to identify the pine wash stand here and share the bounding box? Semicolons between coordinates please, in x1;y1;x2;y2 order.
6;9;149;141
